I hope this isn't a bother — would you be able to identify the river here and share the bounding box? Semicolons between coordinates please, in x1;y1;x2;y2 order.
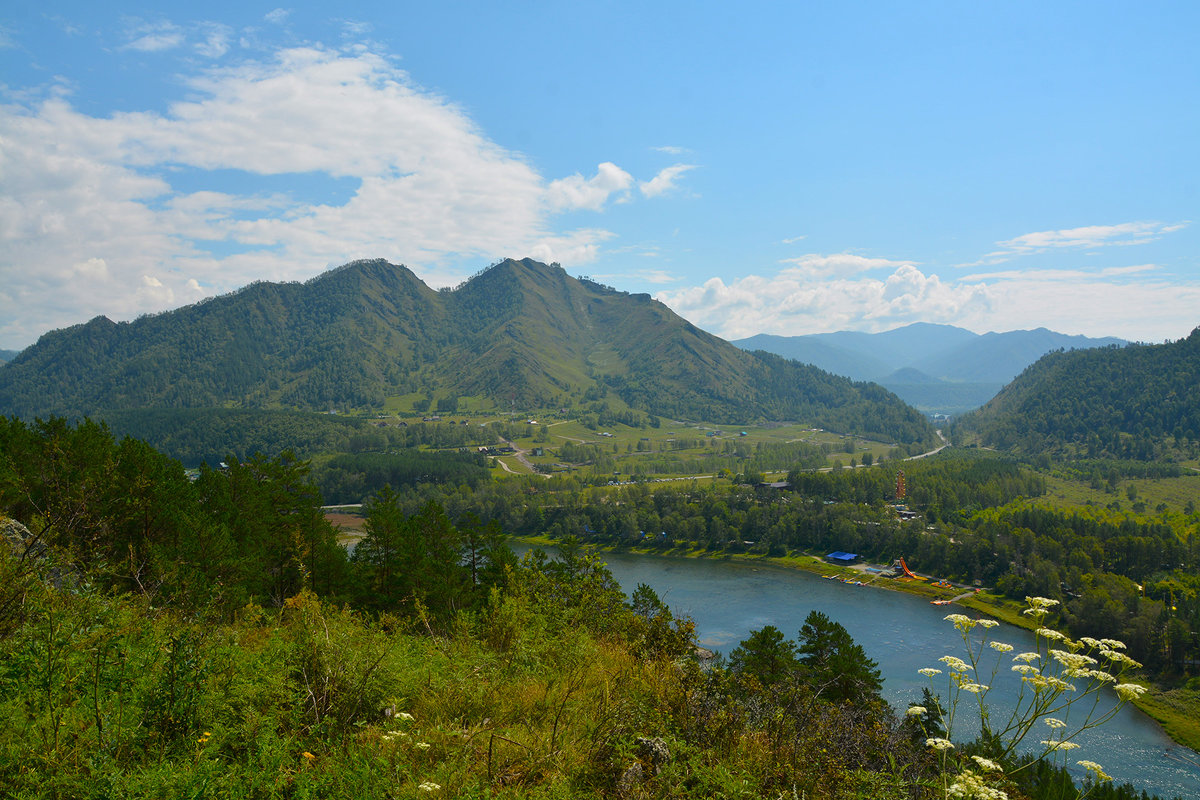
517;544;1200;799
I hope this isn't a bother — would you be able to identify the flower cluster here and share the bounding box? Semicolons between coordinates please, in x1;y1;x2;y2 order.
911;597;1139;800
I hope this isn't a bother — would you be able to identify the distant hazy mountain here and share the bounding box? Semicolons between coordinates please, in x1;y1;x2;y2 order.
0;258;935;447
958;328;1200;458
733;323;1126;415
0;350;16;364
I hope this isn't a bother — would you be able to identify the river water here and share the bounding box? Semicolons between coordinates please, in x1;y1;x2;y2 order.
519;545;1200;799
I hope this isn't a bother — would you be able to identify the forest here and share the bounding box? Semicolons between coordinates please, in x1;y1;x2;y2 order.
0;416;1193;799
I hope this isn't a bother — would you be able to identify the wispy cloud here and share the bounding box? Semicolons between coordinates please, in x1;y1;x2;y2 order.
639;164;696;198
781;235;807;244
779;252;915;279
122;21;184;52
265;9;292;25
652;145;687;154
967;220;1191;266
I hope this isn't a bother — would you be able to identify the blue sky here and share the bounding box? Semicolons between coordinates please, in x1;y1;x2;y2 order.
1;1;1198;350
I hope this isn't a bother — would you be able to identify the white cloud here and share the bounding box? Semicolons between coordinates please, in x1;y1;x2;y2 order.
195;23;232;58
781;235;807;244
996;220;1187;254
656;261;1199;342
265;9;291;25
639;164;696;198
123;21;184;52
652;145;687;155
779;252;915;278
0;45;665;347
546;162;634;211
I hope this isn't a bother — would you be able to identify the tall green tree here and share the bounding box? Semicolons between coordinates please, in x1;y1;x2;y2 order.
797;610;883;704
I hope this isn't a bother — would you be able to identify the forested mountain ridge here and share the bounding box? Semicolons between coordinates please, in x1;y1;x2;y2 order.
0;258;935;445
0;350;16;364
957;327;1200;458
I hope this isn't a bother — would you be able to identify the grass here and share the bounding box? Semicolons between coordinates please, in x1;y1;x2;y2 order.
1133;686;1200;752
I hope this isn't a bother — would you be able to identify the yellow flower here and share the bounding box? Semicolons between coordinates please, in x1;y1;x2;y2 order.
302;751;316;761
1077;760;1112;782
1040;740;1080;751
1114;683;1146;701
971;755;1003;772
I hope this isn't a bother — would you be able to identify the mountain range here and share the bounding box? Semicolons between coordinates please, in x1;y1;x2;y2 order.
733;324;1126;415
0;258;935;447
0;350;16;364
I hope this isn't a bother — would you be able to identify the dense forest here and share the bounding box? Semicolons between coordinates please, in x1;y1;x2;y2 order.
1;417;1186;798
0;259;937;448
958;327;1200;458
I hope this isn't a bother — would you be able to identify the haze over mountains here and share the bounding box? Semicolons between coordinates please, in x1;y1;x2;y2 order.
0;258;935;448
734;324;1127;415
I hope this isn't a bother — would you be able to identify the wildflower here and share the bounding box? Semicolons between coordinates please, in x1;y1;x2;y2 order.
1077;760;1112;782
1114;683;1146;701
1044;718;1066;729
948;770;1008;800
197;732;211;744
945;613;976;631
1026;596;1060;609
302;751;316;761
1036;627;1067;641
397;711;415;721
1050;649;1096;669
940;655;970;672
918;667;943;677
1079;636;1101;649
415;742;431;750
988;641;1014;652
1041;740;1081;751
926;737;955;751
418;781;441;792
977;619;999;629
1012;664;1038;676
971;755;1003;772
1013;652;1040;664
906;706;927;717
1100;638;1126;650
962;682;989;694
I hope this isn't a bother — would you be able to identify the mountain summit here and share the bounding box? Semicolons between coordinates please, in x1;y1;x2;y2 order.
0;259;934;445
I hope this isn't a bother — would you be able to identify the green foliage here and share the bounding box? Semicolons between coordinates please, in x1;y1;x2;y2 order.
959;327;1200;460
0;418;1184;799
315;449;491;504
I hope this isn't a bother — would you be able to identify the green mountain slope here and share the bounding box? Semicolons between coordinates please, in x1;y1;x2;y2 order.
0;258;935;445
957;327;1200;457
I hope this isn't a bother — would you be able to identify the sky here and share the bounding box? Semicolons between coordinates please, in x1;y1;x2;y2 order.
2;2;1198;351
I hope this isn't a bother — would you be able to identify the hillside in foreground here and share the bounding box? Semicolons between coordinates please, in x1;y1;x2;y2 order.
0;258;935;447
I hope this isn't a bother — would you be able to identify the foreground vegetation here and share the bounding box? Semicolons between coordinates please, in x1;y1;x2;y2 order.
1;415;1195;798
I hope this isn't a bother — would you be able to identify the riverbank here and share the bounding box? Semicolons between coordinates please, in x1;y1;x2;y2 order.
513;535;1200;754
